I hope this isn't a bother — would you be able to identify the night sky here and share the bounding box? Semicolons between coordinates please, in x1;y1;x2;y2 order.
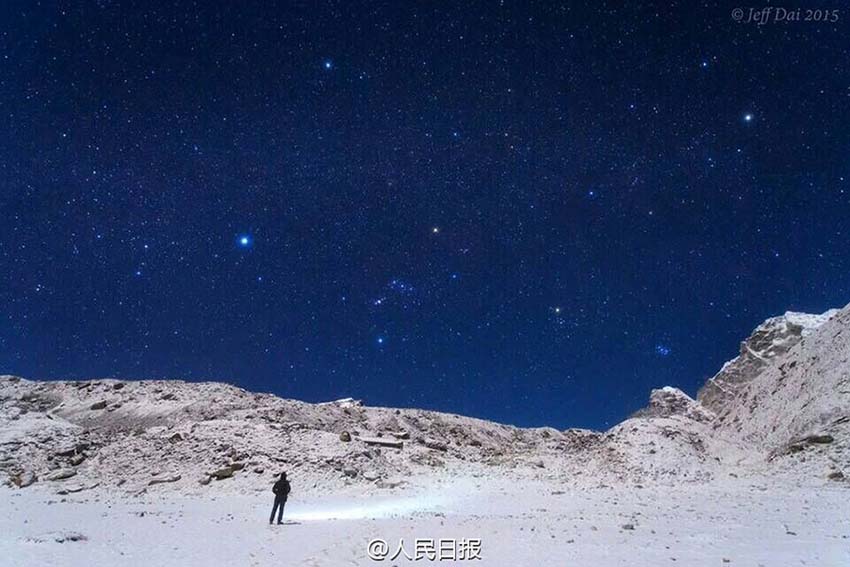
1;2;848;429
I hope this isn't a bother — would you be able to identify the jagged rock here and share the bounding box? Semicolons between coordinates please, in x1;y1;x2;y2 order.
804;435;833;444
827;471;845;481
210;467;234;480
360;436;403;449
69;454;86;466
698;310;837;412
90;401;108;410
53;532;87;543
377;477;406;489
319;397;362;409
45;469;76;481
339;431;352;442
411;453;445;467
198;476;212;485
57;483;98;495
362;470;380;481
423;439;448;452
11;471;37;488
168;433;184;443
389;431;410;440
230;462;245;471
148;475;181;486
55;443;88;457
342;468;358;478
632;387;713;423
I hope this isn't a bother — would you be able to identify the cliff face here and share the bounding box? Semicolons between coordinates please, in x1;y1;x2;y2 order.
612;302;849;483
697;310;838;413
704;305;850;479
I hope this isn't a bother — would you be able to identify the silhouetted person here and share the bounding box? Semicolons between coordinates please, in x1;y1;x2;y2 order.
269;472;291;524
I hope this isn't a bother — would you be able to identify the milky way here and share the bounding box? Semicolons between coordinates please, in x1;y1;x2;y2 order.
1;3;848;428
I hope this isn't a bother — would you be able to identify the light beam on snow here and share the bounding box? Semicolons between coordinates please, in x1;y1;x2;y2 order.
286;494;448;521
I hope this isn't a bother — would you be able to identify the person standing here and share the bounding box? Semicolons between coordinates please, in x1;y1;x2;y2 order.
269;471;291;525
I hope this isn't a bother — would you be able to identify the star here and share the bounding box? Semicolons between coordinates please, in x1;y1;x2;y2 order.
743;113;754;122
655;345;672;357
237;235;252;248
431;227;440;234
323;60;333;70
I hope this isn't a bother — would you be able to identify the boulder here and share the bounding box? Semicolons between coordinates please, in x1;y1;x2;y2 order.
11;471;37;488
53;532;87;543
90;401;108;411
148;475;181;486
423;439;448;452
377;478;406;489
45;469;76;481
55;443;88;457
211;467;234;480
360;436;403;449
339;431;352;442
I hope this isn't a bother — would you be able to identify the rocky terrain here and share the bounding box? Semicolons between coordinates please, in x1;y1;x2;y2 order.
1;302;849;498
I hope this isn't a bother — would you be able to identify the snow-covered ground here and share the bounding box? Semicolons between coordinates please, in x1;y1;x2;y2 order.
2;477;848;566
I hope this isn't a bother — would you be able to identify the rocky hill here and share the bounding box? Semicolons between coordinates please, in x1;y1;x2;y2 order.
2;302;848;496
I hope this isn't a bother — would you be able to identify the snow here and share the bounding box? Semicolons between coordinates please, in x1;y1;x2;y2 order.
784;309;838;335
1;479;848;566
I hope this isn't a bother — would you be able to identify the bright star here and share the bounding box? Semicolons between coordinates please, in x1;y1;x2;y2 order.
377;337;385;345
237;235;252;248
432;227;440;234
323;60;333;70
743;113;754;122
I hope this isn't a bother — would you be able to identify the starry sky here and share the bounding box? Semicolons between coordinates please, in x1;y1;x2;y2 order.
1;2;848;429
